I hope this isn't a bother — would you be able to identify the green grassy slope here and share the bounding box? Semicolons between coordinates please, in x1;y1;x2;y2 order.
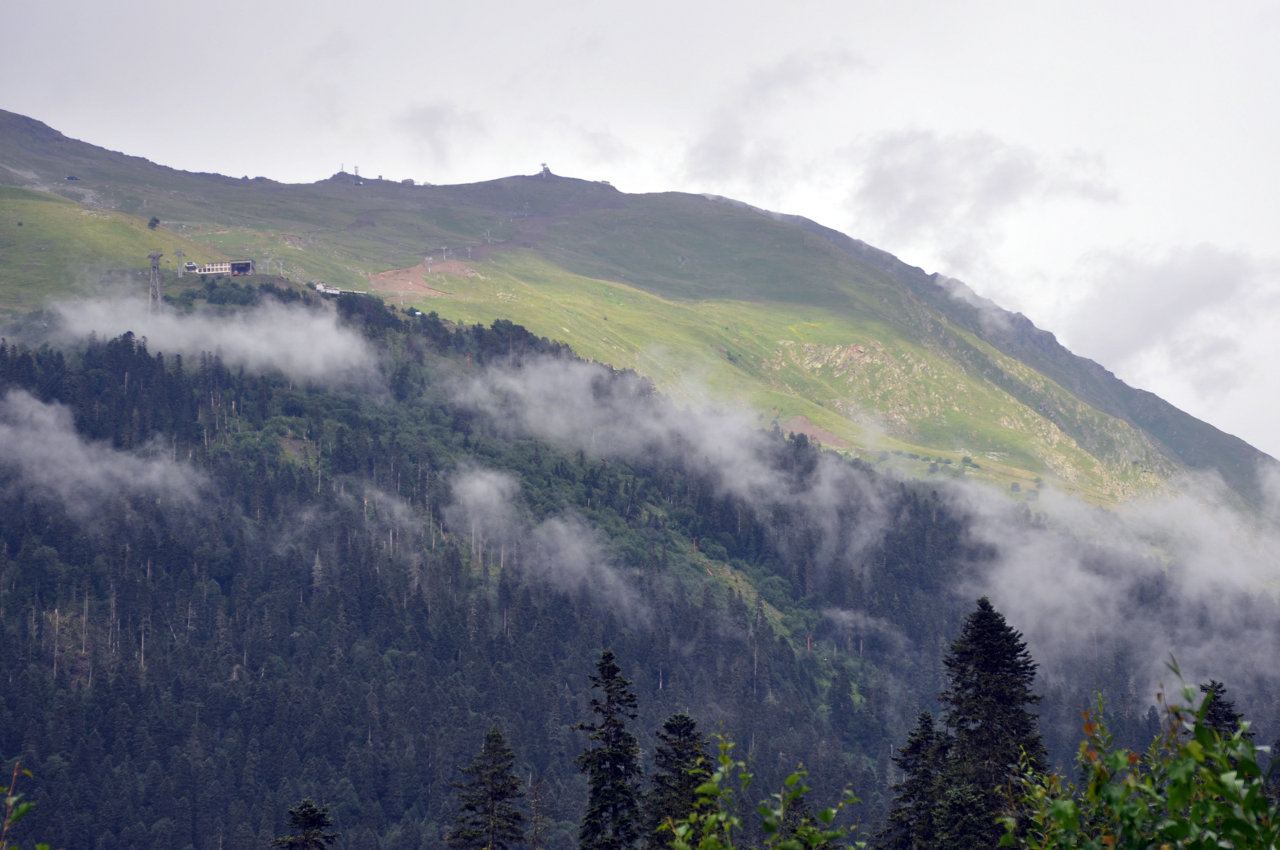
0;186;220;311
0;108;1270;504
800;223;1275;504
404;248;1171;500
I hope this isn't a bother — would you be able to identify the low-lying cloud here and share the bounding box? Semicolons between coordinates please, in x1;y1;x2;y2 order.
444;465;650;625
457;353;1280;717
443;465;521;550
0;390;206;521
953;471;1280;709
823;608;909;657
526;515;650;625
934;274;1016;335
54;298;379;384
453;356;891;576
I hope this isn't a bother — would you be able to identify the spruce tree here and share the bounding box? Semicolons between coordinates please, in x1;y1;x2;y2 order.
1200;679;1250;740
447;725;527;850
875;711;946;850
270;799;339;850
640;713;709;850
878;598;1044;850
935;597;1045;849
576;649;643;850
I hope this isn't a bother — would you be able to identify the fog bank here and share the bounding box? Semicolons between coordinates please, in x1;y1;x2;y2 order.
54;298;379;384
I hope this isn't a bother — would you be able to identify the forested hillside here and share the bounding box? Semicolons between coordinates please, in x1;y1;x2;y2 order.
0;289;967;848
1;288;1276;849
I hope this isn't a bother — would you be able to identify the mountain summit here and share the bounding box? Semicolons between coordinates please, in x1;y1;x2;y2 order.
0;108;1271;504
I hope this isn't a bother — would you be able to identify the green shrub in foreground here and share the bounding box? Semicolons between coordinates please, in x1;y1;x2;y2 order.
1001;678;1280;849
667;739;865;850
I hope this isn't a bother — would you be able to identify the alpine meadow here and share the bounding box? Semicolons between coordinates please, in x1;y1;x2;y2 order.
2;109;1280;850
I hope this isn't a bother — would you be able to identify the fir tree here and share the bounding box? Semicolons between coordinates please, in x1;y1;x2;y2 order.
878;598;1044;850
1200;679;1250;740
935;597;1045;849
576;649;644;850
447;725;527;850
875;711;946;850
640;713;709;850
270;799;339;850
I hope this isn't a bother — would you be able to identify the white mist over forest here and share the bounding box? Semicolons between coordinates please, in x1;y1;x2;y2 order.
53;297;380;385
443;463;651;625
27;296;1280;702
458;353;1280;705
0;389;206;522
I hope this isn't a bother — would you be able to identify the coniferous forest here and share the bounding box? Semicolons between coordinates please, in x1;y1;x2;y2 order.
1;287;1277;849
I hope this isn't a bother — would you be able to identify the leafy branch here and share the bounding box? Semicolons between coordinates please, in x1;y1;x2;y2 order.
1001;666;1280;849
668;738;865;850
1;762;49;850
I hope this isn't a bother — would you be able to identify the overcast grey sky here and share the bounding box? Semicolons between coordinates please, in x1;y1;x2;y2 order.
5;0;1280;459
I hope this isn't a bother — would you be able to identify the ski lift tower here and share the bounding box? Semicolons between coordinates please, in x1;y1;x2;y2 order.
148;250;163;314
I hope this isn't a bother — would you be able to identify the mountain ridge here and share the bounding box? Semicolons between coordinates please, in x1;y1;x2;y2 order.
791;216;1272;502
0;107;1271;506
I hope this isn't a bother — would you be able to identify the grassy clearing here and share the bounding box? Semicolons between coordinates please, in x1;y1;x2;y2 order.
0;186;220;311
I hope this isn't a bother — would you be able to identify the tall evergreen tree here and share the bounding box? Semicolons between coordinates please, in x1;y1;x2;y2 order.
640;713;710;850
447;725;527;850
1199;679;1250;740
875;711;946;850
935;597;1045;849
270;799;339;850
576;649;644;850
878;598;1044;850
